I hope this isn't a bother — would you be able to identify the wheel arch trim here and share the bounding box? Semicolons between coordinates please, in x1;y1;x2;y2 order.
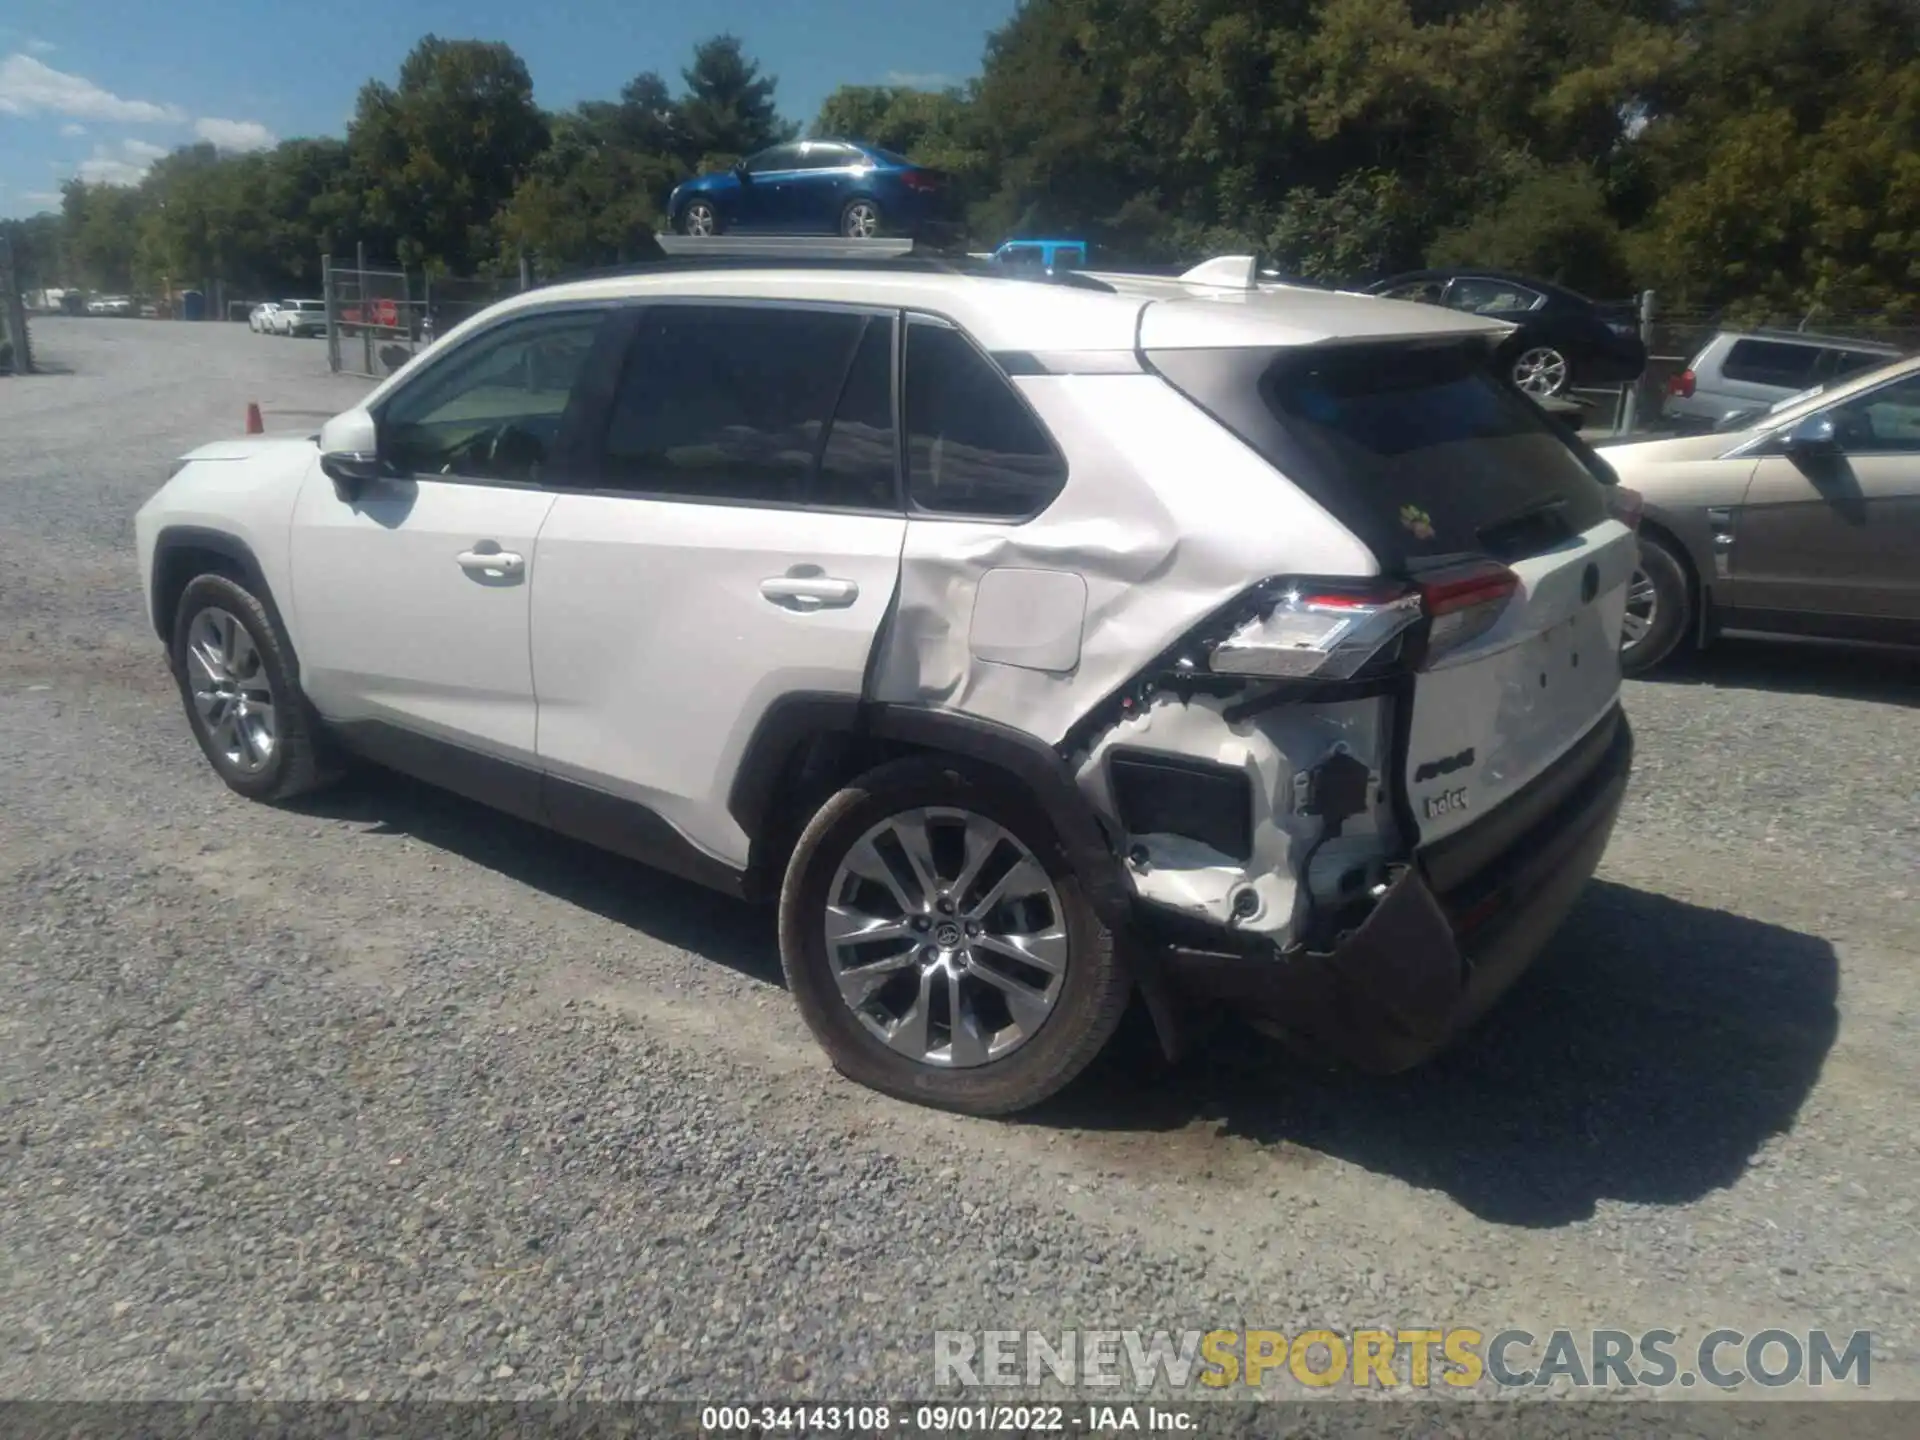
150;526;301;675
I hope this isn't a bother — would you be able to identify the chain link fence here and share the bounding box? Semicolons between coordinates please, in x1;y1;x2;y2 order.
323;248;530;379
0;238;32;375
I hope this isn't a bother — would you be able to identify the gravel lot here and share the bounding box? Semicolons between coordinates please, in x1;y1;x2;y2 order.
3;318;1917;1416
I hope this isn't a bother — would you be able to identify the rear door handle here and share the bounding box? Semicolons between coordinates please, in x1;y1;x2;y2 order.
457;547;524;577
760;575;859;610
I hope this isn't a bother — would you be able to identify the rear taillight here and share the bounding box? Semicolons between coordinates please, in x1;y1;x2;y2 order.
899;169;940;192
1606;485;1644;531
1668;368;1695;399
1415;561;1520;660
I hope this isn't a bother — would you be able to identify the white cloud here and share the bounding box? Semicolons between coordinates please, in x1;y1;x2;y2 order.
27;39;55;56
22;190;62;209
194;116;275;151
59;121;86;137
73;138;171;186
884;70;959;89
0;53;185;123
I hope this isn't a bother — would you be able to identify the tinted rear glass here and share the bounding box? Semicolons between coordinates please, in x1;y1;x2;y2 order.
1148;341;1610;567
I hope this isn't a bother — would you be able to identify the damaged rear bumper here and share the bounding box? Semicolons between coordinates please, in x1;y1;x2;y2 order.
1154;706;1633;1073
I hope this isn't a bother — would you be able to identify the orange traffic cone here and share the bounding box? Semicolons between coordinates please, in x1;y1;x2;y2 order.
244;401;263;435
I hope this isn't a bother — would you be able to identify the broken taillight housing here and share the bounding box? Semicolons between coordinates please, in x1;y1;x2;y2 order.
1209;582;1422;680
1205;564;1520;681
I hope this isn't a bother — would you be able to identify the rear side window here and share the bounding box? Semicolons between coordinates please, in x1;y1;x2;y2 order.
1820;348;1894;382
1148;341;1609;567
597;304;895;509
904;318;1066;520
1722;339;1821;388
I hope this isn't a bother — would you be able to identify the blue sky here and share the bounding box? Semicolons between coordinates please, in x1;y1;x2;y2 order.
0;0;1017;220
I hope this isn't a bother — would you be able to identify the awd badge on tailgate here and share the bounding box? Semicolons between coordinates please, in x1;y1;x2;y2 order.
1423;788;1470;820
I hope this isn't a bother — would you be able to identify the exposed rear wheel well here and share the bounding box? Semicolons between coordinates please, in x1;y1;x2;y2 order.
745;732;989;900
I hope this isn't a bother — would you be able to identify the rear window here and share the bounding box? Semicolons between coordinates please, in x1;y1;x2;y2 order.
1722;339;1821;388
1148;341;1610;567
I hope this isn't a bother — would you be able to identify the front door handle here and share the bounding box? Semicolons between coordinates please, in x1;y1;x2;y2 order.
457;546;524;578
760;575;859;610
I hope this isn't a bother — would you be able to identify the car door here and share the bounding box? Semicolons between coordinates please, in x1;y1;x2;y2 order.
1728;369;1920;639
287;305;613;804
778;141;850;232
530;300;906;871
736;145;802;230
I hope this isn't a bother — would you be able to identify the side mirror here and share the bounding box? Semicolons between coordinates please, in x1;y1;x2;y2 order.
1780;411;1840;457
318;407;384;497
733;162;750;180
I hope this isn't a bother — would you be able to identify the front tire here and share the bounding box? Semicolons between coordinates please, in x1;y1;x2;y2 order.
171;574;336;803
839;198;883;239
680;200;720;237
1620;533;1692;676
779;756;1130;1116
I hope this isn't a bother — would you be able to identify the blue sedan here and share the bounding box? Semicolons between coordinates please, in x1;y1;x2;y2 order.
667;139;959;240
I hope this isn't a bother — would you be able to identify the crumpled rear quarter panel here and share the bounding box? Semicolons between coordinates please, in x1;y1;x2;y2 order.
866;371;1376;746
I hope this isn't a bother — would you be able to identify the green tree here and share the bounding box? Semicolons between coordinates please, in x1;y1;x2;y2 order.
497;111;677;272
62;180;147;291
347;35;549;274
674;34;795;170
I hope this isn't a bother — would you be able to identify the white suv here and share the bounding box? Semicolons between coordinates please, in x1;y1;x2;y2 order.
134;250;1638;1115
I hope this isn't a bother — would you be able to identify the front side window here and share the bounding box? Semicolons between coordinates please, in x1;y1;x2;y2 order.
1445;278;1545;315
745;146;800;175
903;317;1067;520
379;308;606;483
597;304;896;509
1831;373;1920;452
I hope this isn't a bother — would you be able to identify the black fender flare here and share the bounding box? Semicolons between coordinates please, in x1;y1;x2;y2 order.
729;697;1191;1062
150;526;301;675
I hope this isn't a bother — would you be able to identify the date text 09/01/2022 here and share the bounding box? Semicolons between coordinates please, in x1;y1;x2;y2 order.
699;1403;1197;1433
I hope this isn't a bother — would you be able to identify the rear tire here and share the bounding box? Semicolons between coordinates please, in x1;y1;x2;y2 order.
1619;533;1692;676
779;756;1130;1116
171;574;338;803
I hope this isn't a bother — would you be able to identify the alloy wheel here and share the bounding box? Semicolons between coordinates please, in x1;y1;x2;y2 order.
686;203;716;237
1513;347;1570;397
842;201;881;239
184;607;278;774
1620;565;1658;652
823;807;1067;1068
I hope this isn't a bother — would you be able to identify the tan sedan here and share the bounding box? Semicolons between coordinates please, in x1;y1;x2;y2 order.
1598;353;1920;673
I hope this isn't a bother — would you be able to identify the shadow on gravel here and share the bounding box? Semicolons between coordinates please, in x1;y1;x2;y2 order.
1634;636;1919;706
290;769;783;987
1038;879;1839;1228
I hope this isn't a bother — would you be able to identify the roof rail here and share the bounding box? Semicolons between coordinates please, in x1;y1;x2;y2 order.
652;234;922;260
543;233;1120;292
